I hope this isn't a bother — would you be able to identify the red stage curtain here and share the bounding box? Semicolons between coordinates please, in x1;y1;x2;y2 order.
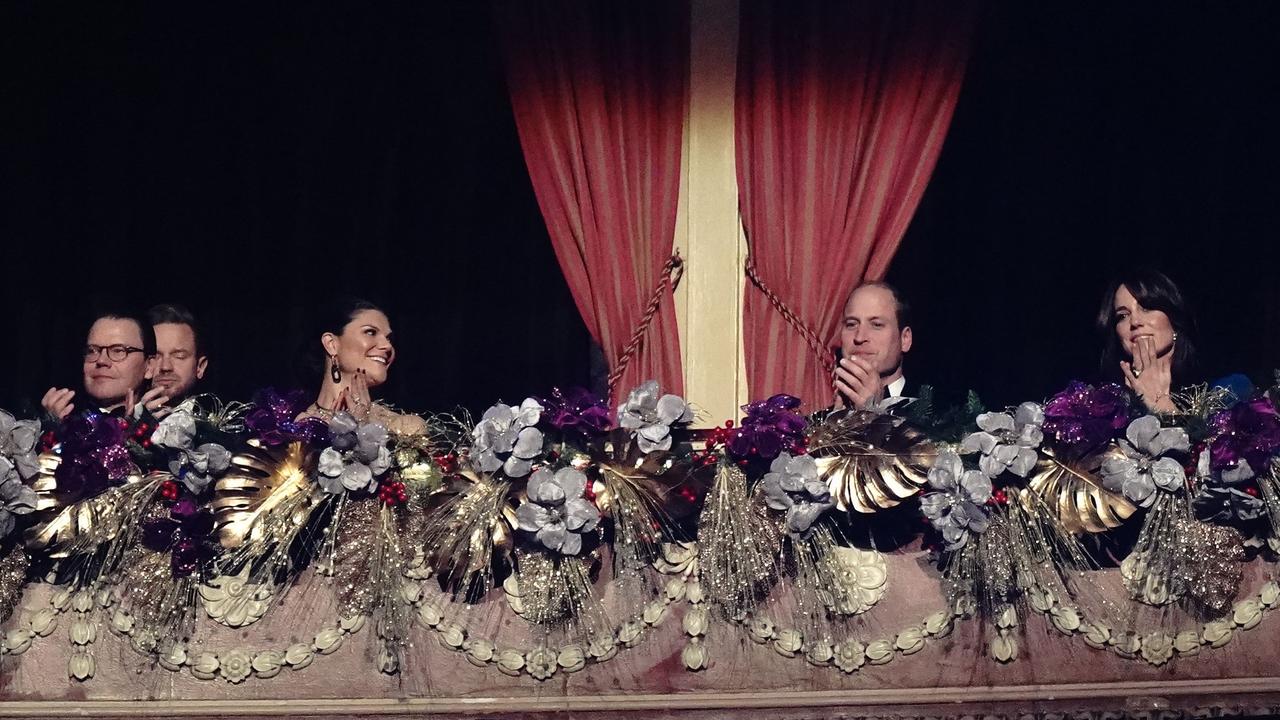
736;0;976;409
495;1;688;402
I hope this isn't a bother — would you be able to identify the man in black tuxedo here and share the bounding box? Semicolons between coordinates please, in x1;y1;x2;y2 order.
832;281;916;410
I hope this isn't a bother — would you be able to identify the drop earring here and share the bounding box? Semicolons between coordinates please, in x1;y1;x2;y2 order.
330;356;342;384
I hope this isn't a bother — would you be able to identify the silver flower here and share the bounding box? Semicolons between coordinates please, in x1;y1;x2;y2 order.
514;467;599;555
152;409;197;451
1194;484;1265;524
471;399;544;477
0;457;38;539
152;409;230;493
171;443;232;494
920;449;992;550
760;452;833;537
317;413;392;495
961;402;1044;479
1099;415;1189;508
0;409;41;480
616;380;693;453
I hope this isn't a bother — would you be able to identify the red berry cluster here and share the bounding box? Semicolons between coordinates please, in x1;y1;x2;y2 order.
40;430;57;453
159;479;181;502
432;452;459;475
379;480;408;505
1184;441;1206;482
130;420;154;449
986;488;1010;507
692;420;735;468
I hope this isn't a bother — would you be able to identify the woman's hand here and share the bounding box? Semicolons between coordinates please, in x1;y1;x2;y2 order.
338;369;373;421
1121;336;1176;413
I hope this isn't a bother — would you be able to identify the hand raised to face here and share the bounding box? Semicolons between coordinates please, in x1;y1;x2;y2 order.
1121;335;1175;413
832;356;885;410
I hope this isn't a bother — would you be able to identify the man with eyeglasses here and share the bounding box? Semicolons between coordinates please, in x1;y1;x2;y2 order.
148;303;208;405
41;309;170;421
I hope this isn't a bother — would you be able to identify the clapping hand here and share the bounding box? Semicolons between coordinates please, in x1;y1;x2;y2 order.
337;368;373;421
833;356;884;410
125;387;173;420
41;387;76;421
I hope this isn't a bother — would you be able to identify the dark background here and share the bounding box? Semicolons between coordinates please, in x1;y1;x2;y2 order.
2;1;1277;418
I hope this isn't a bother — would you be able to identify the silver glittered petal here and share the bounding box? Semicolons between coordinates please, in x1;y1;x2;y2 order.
1014;402;1045;428
558;529;582;556
961;431;998;455
977;412;1015;434
511;427;544;460
788;454;819;481
1126;415;1161;452
761;475;793;510
553;467;588;501
317;471;345;495
318;447;345;478
515;502;552;532
1149;426;1190;457
152;410;197;450
563;498;599;532
1222;459;1255;484
340;463;374;493
536;522;568;553
928;450;964;490
1149;456;1186;492
527;468;565;505
655;394;688;424
515;398;543;427
960;470;993;504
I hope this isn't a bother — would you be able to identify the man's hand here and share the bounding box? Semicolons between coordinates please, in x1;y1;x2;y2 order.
41;387;76;421
138;386;173;419
833;356;885;410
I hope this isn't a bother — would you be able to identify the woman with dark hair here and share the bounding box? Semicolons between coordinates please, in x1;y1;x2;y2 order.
1096;268;1198;414
298;297;426;435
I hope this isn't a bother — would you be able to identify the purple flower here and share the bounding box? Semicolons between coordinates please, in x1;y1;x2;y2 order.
1041;381;1131;458
245;388;329;446
1209;396;1280;474
539;387;612;439
727;394;807;463
142;496;216;577
54;412;132;499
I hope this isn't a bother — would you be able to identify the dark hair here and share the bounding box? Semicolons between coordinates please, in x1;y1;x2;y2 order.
148;303;205;356
88;305;156;356
848;281;912;329
1096;268;1198;383
302;296;385;379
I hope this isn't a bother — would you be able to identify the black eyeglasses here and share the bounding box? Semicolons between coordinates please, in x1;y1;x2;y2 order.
83;344;146;362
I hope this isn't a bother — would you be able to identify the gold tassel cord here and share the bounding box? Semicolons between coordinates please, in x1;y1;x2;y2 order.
942;490;1111;624
512;549;614;649
421;475;513;601
696;459;780;619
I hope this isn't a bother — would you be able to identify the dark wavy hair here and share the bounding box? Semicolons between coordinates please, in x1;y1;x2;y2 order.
1095;268;1198;384
300;296;385;381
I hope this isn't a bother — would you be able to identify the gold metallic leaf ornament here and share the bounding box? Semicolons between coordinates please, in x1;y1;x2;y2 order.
807;410;936;513
1026;446;1135;534
210;440;319;551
